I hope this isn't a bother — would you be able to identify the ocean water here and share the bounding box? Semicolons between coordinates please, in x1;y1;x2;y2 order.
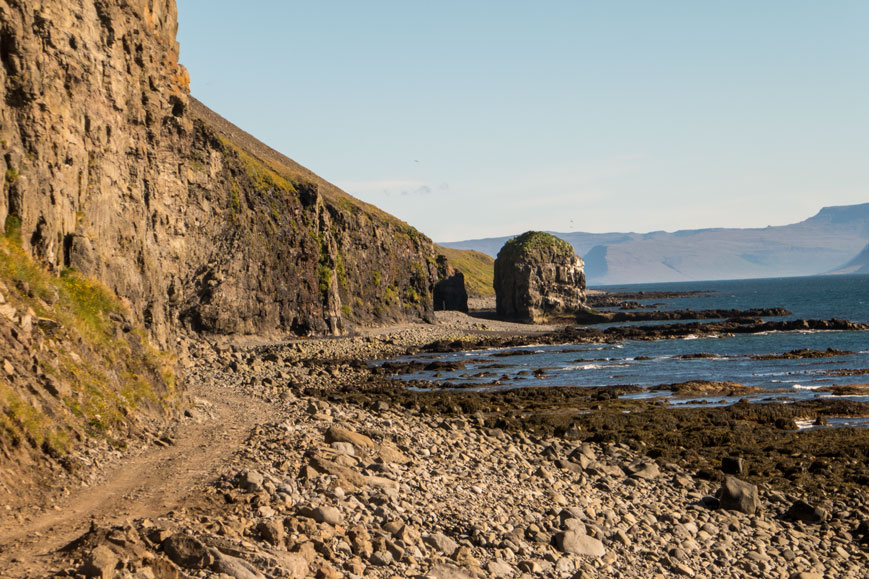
383;274;869;406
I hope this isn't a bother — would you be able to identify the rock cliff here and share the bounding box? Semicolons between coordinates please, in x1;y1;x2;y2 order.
432;254;468;312
0;0;439;345
493;231;585;322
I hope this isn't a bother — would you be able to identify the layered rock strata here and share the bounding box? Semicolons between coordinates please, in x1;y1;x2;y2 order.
494;231;585;322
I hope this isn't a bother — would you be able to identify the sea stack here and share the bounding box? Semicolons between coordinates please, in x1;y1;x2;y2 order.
433;255;469;313
494;231;586;322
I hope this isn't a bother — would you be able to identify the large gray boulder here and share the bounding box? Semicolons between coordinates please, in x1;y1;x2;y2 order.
553;530;606;557
717;475;760;514
493;232;585;322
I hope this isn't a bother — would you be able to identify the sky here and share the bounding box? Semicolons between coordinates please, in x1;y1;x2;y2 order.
176;1;869;242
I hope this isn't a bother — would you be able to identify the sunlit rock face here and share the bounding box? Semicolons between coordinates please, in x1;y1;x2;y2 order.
0;0;440;342
494;231;585;323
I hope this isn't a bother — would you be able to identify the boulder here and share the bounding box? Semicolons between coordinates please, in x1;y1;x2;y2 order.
721;456;744;475
553;530;606;557
625;460;660;480
493;231;585;322
210;550;265;579
297;505;343;526
486;559;516;578
717;476;759;514
325;425;374;449
427;562;478;579
79;545;118;578
786;500;828;524
423;532;459;556
239;470;264;492
256;520;285;546
162;534;211;569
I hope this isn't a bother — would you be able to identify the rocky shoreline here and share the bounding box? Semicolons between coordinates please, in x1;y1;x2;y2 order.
11;312;866;579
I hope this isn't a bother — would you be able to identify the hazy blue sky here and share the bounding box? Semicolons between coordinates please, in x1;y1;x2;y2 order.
177;1;868;242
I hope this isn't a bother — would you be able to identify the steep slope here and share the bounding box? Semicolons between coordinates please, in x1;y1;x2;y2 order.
0;231;180;509
828;243;869;275
435;245;494;297
441;204;869;284
187;99;438;334
0;0;439;343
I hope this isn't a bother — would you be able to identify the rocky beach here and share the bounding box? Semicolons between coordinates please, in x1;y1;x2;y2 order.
1;308;867;578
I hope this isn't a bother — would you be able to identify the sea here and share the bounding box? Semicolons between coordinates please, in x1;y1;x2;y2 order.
381;274;869;415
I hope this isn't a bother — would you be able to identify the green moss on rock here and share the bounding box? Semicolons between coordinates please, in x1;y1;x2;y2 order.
498;231;574;261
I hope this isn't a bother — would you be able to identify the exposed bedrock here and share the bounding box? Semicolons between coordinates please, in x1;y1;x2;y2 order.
0;0;439;344
433;254;468;313
493;231;586;323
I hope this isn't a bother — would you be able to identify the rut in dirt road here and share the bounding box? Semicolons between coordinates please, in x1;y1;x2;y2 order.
0;388;270;578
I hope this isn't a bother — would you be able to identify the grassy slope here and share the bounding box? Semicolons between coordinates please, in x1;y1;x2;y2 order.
0;217;179;461
436;246;495;297
190;98;425;236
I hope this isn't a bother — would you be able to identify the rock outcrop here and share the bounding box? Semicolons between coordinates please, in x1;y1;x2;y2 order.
433;255;468;312
493;231;585;322
0;0;439;345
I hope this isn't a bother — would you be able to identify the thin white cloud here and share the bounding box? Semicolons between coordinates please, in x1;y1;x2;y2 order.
338;179;446;198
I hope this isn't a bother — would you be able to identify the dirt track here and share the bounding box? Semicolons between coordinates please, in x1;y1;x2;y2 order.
0;381;272;578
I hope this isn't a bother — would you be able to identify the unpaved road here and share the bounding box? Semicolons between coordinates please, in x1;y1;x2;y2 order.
0;384;271;578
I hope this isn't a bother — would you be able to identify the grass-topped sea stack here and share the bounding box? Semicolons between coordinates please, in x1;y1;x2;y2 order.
494;231;586;322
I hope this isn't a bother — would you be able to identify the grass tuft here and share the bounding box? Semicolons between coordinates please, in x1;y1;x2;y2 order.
0;237;178;456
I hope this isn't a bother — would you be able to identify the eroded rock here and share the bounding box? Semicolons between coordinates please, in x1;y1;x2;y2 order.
494;231;585;322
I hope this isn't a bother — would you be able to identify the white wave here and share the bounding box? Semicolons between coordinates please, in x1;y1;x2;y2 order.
562;364;604;371
683;335;698;340
792;384;823;390
795;419;814;430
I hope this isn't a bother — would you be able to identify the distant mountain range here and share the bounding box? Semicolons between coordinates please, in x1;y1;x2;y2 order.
440;203;869;285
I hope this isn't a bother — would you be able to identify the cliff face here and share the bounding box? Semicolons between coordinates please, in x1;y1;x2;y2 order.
494;231;585;323
0;0;438;344
1;0;191;345
180;100;439;336
432;254;468;312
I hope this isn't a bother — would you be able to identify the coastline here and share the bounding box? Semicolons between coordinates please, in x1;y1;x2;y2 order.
1;310;867;577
